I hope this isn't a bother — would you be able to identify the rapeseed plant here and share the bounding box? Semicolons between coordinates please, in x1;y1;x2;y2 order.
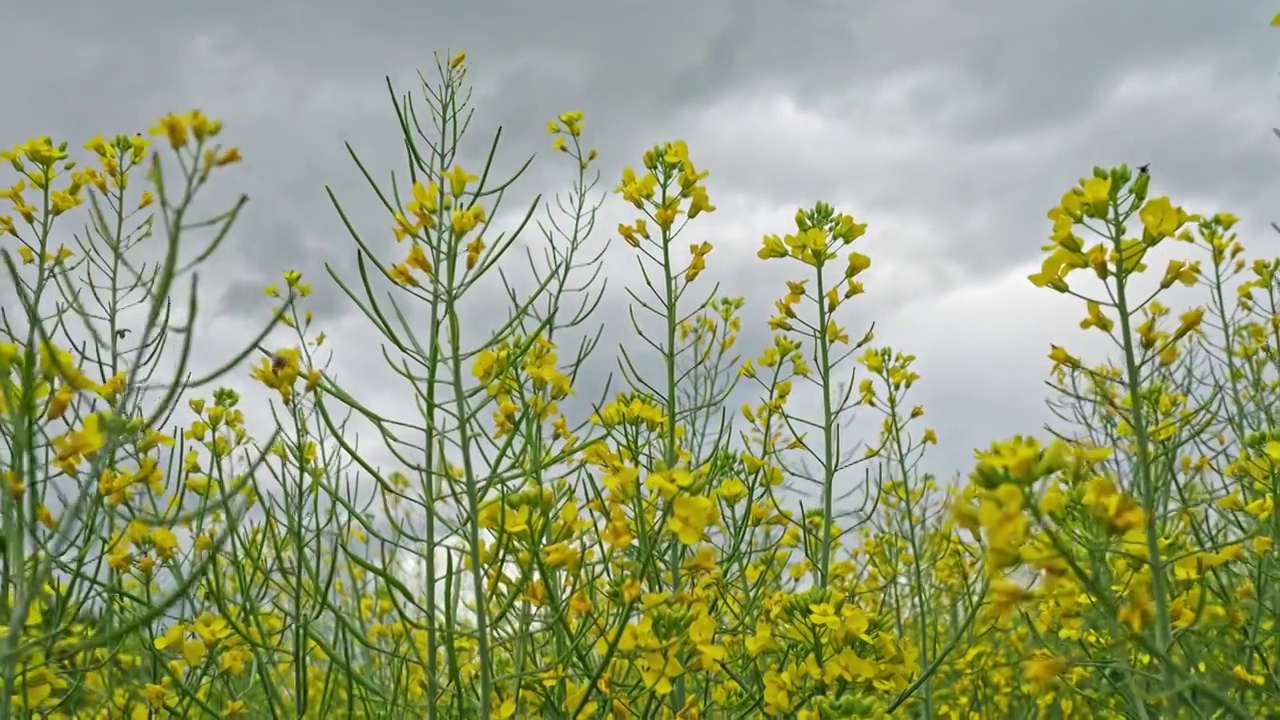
1;29;1279;720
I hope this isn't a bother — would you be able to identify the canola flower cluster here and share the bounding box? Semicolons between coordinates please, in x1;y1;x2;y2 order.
0;44;1278;720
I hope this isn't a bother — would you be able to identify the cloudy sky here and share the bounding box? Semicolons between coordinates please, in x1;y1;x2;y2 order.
5;0;1279;488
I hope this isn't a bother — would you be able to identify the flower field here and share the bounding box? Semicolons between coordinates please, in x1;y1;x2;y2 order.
1;37;1279;720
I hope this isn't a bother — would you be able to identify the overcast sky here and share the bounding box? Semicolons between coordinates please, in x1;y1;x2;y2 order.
5;0;1280;488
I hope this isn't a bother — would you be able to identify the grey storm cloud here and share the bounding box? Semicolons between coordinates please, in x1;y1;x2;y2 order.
4;0;1280;481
